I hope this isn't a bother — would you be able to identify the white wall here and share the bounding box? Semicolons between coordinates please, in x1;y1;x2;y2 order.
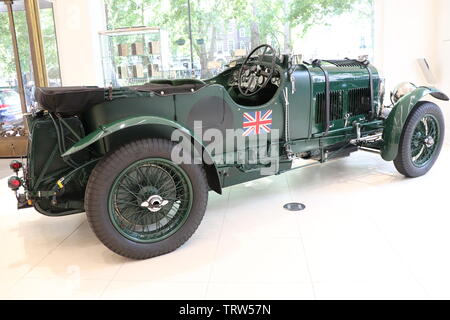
435;0;450;134
374;0;450;91
52;0;106;87
374;0;438;89
374;0;450;135
436;0;450;94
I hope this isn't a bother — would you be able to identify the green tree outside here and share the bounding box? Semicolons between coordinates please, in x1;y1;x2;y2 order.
0;7;60;88
0;0;372;85
105;0;371;78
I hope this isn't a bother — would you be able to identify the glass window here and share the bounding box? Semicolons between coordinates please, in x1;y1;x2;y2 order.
12;4;34;112
296;0;374;61
39;1;61;87
104;0;374;80
239;28;246;38
1;0;61;133
228;40;234;53
216;41;223;54
0;4;18;94
0;1;29;133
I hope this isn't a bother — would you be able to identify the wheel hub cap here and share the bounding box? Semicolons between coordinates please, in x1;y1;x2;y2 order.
141;195;169;212
410;115;440;168
424;136;435;148
109;158;193;243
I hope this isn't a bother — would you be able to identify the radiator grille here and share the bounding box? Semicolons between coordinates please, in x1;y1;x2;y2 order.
348;88;371;116
315;91;344;124
323;60;367;68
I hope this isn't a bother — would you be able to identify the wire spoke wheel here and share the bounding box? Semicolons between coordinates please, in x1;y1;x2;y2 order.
108;158;193;243
86;138;208;259
410;115;440;168
394;102;445;178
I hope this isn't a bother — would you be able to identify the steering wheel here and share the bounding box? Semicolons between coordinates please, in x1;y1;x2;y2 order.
238;44;277;97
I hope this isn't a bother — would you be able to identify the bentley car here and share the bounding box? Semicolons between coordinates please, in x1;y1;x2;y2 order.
7;44;448;259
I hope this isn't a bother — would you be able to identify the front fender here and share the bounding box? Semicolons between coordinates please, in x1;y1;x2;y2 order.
62;116;222;194
381;86;449;161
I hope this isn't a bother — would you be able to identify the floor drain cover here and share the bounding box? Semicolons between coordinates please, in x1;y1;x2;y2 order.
283;203;306;211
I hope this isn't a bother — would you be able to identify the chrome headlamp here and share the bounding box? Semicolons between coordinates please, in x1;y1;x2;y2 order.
390;82;417;105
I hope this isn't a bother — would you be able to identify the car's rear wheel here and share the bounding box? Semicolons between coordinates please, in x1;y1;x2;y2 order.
85;138;208;259
394;102;445;178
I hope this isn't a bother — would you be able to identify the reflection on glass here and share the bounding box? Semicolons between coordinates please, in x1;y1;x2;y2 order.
0;89;23;132
39;2;61;87
12;5;34;114
100;27;170;87
0;0;61;135
0;1;25;133
104;0;374;81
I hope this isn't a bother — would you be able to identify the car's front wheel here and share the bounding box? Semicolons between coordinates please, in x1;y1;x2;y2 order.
85;138;208;260
394;102;445;178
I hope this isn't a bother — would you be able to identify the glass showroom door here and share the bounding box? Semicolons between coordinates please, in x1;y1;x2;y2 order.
0;0;60;157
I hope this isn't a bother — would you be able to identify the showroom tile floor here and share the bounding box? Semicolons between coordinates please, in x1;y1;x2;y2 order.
0;143;449;300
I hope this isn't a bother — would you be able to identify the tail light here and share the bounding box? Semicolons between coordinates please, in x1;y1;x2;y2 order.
10;160;22;172
8;176;22;191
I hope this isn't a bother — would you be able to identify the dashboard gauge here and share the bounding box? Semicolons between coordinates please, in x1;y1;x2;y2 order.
227;71;237;86
249;80;257;91
258;75;265;85
271;77;280;86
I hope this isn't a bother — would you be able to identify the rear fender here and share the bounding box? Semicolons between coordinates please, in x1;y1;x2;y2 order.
381;86;448;161
62;116;222;194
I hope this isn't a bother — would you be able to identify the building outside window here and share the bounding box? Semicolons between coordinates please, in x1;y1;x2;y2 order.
216;41;223;54
239;27;246;38
228;40;235;53
103;0;374;80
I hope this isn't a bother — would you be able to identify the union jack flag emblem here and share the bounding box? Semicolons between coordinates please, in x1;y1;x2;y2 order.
242;110;273;136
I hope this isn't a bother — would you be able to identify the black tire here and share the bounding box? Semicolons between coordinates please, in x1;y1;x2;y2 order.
85;138;208;260
394;101;445;178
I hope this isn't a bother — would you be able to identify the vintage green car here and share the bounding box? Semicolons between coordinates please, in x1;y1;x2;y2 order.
7;44;448;259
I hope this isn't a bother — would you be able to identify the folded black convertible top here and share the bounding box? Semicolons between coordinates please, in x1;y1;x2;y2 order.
35;81;207;115
35;87;105;114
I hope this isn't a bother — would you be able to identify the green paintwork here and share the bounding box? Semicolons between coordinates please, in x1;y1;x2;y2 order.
381;86;448;161
62;114;222;195
19;51;448;217
62;116;192;157
307;64;380;134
